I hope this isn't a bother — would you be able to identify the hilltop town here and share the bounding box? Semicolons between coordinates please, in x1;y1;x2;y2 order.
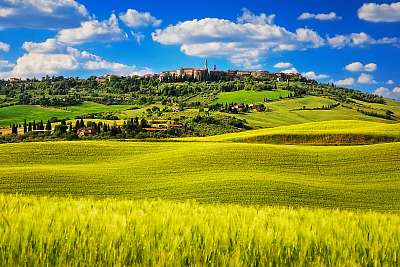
144;60;302;82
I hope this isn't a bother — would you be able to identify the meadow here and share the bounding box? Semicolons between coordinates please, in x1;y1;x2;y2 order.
1;132;399;211
189;120;400;144
0;101;132;127
212;89;290;104
1;195;399;266
228;95;398;128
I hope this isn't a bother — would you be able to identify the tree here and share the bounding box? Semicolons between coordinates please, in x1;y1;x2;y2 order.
79;119;85;129
28;122;32;132
386;110;394;119
23;120;27;134
11;124;18;135
140;118;148;129
39;120;44;130
45;120;52;131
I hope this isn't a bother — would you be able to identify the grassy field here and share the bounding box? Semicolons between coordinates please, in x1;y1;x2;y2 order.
0;102;132;127
0;138;399;211
213;89;290;104
1;195;399;266
229;96;398;128
187;120;400;144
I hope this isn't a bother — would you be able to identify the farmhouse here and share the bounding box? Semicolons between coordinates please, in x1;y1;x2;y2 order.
78;128;96;137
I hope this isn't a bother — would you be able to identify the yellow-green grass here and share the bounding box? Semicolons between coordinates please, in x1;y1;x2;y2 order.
352;98;400;117
213;89;290;104
230;96;396;128
1;140;399;211
1;195;399;266
186;120;400;144
0;102;132;127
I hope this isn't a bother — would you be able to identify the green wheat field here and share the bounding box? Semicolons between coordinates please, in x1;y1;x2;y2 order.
1;119;400;265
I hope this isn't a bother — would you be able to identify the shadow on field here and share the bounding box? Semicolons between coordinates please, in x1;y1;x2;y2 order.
235;134;400;146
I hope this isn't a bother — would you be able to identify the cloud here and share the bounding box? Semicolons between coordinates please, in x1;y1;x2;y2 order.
119;9;162;28
345;62;377;72
0;59;14;71
327;32;399;49
298;12;341;21
22;38;59;53
1;40;151;79
335;77;355;86
57;14;127;45
11;53;79;78
0;41;10;52
281;67;298;74
274;62;292;69
357;73;375;84
374;86;400;100
358;2;400;22
387;79;395;85
237;8;276;24
295;28;325;48
152;9;324;68
131;31;145;45
0;0;89;29
302;71;329;80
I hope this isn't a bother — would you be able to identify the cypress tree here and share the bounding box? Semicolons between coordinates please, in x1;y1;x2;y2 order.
79;119;85;129
45;120;52;131
39;120;44;130
23;120;27;134
75;120;80;130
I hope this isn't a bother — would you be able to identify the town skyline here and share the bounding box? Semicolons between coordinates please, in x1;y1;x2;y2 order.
0;1;399;99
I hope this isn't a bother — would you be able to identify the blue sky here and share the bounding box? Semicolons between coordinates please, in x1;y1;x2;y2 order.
0;0;399;98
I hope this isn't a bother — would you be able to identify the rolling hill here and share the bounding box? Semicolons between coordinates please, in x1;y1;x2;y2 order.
1;136;399;211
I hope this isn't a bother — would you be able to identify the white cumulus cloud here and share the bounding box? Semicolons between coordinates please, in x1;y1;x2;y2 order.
1;40;151;79
357;73;375;84
335;77;355;86
274;62;292;69
0;0;89;29
374;86;400;100
302;71;329;80
119;9;162;28
327;32;399;49
358;2;400;22
0;59;14;71
0;41;10;52
345;62;377;72
22;38;59;53
152;9;324;68
387;79;395;85
281;68;298;74
57;14;127;45
298;12;341;21
237;8;276;25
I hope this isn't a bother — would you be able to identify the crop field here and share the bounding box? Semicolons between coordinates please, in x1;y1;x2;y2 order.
1;195;399;266
229;96;397;128
189;120;400;144
0;102;132;127
213;89;290;104
0;138;399;211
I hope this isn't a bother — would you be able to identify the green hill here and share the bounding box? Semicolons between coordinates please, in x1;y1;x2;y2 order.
1;139;399;211
186;120;400;144
0;102;132;127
